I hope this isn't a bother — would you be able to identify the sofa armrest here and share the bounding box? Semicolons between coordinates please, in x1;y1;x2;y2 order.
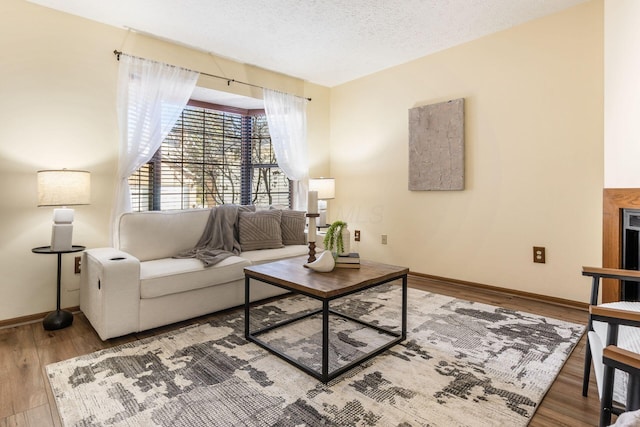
80;248;141;340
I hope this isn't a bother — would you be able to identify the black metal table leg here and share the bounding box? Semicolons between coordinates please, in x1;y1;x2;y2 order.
244;276;250;339
43;253;73;330
322;299;329;382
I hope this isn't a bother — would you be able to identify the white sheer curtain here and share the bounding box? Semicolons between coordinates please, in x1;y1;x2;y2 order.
263;89;309;211
113;55;199;241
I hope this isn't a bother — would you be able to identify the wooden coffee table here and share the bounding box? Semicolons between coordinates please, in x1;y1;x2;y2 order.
244;255;408;383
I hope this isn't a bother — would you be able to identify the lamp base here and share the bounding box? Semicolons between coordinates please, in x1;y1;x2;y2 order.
318;210;327;227
43;309;73;330
51;223;73;251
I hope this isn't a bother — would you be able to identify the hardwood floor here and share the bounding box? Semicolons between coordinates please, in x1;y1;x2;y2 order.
0;275;601;426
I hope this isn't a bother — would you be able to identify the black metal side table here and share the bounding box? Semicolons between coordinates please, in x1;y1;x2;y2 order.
32;245;85;330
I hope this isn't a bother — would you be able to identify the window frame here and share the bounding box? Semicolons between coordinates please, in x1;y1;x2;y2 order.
128;99;292;211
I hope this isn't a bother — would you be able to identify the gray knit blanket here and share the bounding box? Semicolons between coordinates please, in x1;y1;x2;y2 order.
174;205;248;267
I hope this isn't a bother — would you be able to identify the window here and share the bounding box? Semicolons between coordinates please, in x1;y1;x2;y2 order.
129;102;291;211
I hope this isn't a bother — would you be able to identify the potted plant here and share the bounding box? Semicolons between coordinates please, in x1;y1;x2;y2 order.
323;220;350;256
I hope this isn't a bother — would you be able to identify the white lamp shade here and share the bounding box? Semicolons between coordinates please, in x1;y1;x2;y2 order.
37;170;91;206
309;178;335;200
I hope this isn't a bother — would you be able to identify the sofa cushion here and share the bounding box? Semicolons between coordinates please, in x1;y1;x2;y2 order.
117;209;211;262
238;209;284;251
241;245;309;265
139;256;250;299
279;210;306;245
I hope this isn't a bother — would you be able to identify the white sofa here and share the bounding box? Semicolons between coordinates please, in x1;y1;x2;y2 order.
80;207;310;340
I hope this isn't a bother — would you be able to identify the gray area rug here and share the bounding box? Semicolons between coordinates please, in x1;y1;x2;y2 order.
47;284;584;426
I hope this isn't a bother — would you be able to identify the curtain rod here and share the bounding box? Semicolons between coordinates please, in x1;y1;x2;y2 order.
113;50;311;102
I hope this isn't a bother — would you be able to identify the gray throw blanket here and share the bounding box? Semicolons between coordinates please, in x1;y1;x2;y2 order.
174;205;244;267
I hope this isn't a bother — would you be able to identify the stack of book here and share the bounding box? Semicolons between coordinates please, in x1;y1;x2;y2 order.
335;253;360;268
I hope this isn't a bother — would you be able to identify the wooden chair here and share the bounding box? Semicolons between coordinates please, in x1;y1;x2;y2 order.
582;267;640;426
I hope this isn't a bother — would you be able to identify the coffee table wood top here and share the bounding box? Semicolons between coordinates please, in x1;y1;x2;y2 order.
244;256;409;299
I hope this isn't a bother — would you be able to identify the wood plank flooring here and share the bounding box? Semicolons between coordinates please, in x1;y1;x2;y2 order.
0;275;601;426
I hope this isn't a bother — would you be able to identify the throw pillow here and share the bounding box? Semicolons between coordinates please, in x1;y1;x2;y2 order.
238;209;284;251
280;210;306;245
234;204;256;242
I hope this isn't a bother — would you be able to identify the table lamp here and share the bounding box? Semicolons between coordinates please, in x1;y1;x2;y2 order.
309;178;335;226
37;169;91;251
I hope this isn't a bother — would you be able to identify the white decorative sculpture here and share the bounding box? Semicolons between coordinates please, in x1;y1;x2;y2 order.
304;250;335;272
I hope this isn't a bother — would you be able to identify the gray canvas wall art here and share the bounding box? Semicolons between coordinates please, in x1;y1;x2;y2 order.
409;98;465;191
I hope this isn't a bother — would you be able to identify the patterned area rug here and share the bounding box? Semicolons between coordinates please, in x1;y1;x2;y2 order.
47;285;584;426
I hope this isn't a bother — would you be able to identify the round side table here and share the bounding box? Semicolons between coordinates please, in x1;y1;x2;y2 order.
32;245;85;330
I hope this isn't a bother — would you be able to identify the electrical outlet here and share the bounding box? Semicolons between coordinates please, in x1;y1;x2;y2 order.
74;256;82;274
533;246;546;263
354;230;361;241
381;234;388;245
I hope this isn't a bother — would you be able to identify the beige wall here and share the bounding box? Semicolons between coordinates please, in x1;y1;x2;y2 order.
604;0;640;188
0;0;603;322
0;0;329;321
329;0;604;302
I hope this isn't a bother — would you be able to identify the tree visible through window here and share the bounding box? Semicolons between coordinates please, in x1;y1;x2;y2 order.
129;102;291;211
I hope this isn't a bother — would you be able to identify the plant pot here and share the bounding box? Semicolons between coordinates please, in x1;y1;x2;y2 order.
338;225;350;256
323;220;351;256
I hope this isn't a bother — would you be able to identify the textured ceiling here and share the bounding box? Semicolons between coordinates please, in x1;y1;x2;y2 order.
29;0;589;88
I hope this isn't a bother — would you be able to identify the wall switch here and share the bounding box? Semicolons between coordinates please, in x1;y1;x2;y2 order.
74;256;82;274
354;230;361;241
533;246;546;263
381;234;388;245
